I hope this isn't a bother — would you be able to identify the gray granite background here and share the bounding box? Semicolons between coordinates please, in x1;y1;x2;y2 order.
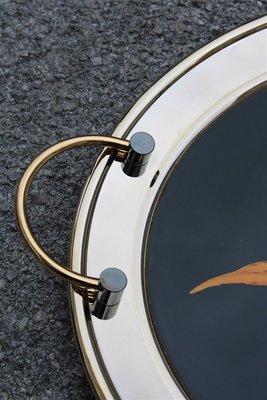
0;1;266;399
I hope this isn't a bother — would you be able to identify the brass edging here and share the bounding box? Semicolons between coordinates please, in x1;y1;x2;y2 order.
141;81;267;400
69;16;267;400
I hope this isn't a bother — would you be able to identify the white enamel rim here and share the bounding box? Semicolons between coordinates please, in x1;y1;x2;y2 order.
70;17;267;400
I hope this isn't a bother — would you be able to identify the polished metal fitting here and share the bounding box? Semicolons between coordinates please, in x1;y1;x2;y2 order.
122;132;155;177
91;268;127;320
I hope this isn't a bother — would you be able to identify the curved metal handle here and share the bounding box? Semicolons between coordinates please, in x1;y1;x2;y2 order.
16;135;130;293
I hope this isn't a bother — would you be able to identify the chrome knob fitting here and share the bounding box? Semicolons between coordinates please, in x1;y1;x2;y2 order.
123;132;155;177
91;268;127;320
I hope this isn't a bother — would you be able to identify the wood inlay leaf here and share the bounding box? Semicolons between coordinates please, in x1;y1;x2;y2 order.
190;261;267;294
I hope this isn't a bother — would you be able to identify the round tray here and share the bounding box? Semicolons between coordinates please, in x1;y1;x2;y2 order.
70;16;267;399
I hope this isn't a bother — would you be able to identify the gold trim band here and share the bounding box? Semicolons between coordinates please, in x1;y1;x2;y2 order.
16;135;130;292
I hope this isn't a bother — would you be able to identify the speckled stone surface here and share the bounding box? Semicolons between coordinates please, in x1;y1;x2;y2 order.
0;1;266;399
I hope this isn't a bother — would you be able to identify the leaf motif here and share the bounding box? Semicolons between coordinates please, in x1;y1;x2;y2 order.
190;261;267;294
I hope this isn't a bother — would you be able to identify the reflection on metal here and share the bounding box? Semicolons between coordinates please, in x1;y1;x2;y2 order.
16;134;154;319
123;132;155;177
150;170;160;188
70;17;267;399
92;268;128;320
190;261;267;294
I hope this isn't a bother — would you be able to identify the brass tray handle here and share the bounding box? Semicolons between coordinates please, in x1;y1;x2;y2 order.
16;133;155;319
